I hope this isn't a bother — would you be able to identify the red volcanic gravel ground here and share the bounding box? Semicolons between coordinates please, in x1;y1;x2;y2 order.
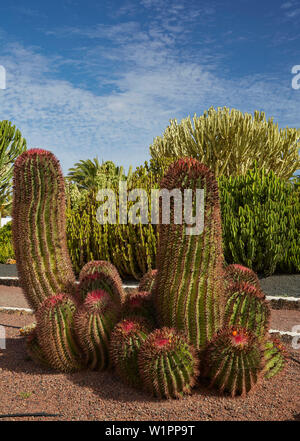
0;311;299;422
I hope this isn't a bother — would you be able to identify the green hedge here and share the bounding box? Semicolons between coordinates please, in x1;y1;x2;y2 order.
218;165;300;275
0;222;15;263
66;165;299;279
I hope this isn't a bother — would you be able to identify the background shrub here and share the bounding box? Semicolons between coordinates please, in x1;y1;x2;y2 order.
0;221;14;263
218;164;300;275
149;106;300;180
66;165;158;279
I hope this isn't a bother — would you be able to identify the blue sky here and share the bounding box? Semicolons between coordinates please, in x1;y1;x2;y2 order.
0;0;299;174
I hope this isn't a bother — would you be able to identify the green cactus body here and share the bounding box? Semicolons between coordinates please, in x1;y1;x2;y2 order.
138;327;199;399
26;329;49;367
224;282;270;340
203;326;264;397
122;290;156;326
109;318;151;389
138;269;157;292
36;294;83;372
224;264;260;287
74;289;121;370
77;260;125;307
154;158;225;349
263;336;288;379
12;149;76;311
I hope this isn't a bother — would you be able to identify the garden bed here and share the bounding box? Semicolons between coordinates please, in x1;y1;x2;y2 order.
0;310;299;422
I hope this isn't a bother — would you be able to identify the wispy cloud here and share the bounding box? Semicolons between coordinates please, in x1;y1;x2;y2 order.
0;1;299;174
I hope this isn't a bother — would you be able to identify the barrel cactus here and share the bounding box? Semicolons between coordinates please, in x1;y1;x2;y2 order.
121;290;156;326
77;260;125;308
224;264;260;287
74;289;121;370
138;327;199;399
36;294;83;372
109;317;151;389
224;282;271;341
263;336;288;380
202;326;264;397
138;269;157;292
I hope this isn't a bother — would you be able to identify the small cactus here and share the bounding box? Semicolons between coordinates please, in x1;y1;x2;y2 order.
138;327;199;399
109;318;151;389
36;294;83;372
202;326;264;397
263;336;288;380
77;260;125;308
224;282;270;341
224;264;260;287
121;290;156;326
74;289;121;370
138;269;157;292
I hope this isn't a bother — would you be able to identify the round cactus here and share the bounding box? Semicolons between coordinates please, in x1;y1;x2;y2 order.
74;289;121;370
77;261;125;308
36;293;83;372
263;336;288;380
138;269;157;292
109;317;151;389
138;327;200;399
224;264;260;287
121;290;156;326
224;282;270;341
202;326;264;397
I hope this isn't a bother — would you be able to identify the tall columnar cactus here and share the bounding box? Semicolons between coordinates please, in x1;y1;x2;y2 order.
36;294;83;372
138;269;157;292
74;289;121;370
224;282;270;341
202;326;264;397
154;158;225;349
77;260;125;308
263;336;288;380
109;318;151;389
224;264;260;287
12;149;76;310
138;327;199;399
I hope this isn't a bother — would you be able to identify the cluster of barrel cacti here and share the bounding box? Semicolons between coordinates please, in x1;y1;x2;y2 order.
13;150;287;400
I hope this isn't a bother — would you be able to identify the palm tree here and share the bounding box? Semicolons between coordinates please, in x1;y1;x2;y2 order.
0;121;27;226
67;158;131;195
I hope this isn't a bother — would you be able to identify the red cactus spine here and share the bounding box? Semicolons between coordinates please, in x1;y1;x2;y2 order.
12;149;76;311
36;294;83;372
154;158;225;349
138;327;199;399
74;289;121;370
